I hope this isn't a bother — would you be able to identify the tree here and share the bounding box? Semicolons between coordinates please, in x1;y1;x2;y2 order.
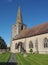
0;37;7;49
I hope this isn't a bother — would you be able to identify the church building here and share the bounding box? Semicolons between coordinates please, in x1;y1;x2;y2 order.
10;6;48;54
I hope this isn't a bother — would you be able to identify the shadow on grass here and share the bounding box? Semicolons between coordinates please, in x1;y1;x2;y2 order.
0;62;18;65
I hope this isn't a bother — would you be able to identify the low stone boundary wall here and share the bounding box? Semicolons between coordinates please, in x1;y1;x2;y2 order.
0;49;7;54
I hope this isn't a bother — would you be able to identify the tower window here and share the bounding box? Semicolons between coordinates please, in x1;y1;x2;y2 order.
21;25;23;30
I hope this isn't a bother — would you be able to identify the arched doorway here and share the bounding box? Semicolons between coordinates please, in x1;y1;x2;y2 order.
17;42;25;53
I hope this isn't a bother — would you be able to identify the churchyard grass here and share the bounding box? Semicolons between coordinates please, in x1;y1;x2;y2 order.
0;52;10;62
16;53;48;65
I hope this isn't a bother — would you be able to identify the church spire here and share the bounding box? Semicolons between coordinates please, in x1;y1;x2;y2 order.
16;6;23;24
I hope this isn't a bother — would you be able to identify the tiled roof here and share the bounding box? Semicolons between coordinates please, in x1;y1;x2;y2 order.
13;22;48;40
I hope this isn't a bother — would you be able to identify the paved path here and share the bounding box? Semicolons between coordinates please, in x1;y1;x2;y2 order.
9;53;16;62
7;53;17;65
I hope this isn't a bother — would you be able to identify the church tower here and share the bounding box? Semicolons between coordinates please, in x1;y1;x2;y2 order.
12;6;27;38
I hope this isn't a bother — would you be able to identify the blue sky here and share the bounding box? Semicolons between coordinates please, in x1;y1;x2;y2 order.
0;0;48;46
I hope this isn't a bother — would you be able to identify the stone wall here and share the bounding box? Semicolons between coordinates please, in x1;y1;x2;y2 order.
0;49;7;54
11;33;48;54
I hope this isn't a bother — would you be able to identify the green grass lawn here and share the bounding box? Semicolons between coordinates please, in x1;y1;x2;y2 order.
0;52;10;62
16;53;48;65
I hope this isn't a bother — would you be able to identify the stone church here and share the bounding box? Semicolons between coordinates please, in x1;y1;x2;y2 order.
10;6;48;54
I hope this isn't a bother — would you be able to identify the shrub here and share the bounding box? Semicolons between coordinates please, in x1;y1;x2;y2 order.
29;48;33;53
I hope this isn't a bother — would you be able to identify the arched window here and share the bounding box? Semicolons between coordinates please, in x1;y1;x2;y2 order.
15;43;17;49
44;38;48;48
29;41;33;48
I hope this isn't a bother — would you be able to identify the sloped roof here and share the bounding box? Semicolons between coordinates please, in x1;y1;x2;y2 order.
13;22;48;40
